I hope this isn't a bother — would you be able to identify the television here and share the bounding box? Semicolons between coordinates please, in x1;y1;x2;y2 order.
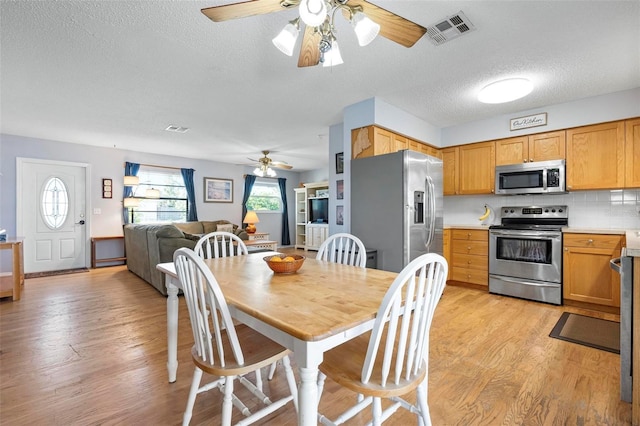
308;197;328;223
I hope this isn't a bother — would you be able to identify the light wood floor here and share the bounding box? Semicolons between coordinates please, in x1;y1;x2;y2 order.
0;260;631;425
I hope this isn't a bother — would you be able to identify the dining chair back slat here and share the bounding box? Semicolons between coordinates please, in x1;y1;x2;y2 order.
194;232;248;259
316;233;367;268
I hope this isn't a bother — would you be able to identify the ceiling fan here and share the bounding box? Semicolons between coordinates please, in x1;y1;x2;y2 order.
201;0;426;67
248;150;293;177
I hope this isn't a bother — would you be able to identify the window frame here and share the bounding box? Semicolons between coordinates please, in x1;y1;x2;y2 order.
246;178;283;214
131;165;189;224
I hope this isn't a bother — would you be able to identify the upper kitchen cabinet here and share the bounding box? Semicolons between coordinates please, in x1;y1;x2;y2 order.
625;118;640;188
351;125;440;160
458;141;496;195
495;131;566;165
442;147;459;195
566;121;625;190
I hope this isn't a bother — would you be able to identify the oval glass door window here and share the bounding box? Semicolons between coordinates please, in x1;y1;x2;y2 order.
42;177;69;229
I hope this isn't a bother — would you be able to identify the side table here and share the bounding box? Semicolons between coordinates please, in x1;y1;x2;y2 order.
245;240;278;251
248;232;270;241
91;236;126;268
0;238;25;301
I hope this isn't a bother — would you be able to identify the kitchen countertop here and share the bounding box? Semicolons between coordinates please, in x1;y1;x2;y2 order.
444;225;491;230
562;227;627;235
626;230;640;257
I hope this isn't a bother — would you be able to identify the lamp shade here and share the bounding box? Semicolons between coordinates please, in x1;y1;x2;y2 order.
352;11;380;46
272;19;300;56
124;175;139;186
299;0;327;27
123;197;140;208
322;40;343;67
243;211;260;224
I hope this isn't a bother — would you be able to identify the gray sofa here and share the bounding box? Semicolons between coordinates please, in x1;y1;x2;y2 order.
124;220;247;295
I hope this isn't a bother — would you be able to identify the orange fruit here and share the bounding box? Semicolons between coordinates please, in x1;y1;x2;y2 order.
283;256;295;262
270;256;283;262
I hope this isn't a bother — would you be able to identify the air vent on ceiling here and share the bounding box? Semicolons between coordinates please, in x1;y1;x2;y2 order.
165;125;189;133
426;11;475;46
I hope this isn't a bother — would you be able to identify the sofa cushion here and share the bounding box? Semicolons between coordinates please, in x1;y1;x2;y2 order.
156;225;185;239
173;222;204;234
216;223;234;233
183;232;202;241
202;220;232;234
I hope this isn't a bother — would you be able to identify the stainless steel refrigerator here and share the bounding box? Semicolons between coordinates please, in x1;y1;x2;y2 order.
351;150;443;273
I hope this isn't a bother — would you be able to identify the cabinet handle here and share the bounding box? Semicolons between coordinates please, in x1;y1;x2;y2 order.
564;248;568;251
467;246;472;250
587;239;594;244
467;260;472;264
523;159;528;163
530;158;534;162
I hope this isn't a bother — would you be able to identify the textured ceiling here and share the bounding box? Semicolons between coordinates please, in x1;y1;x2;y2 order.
1;1;639;172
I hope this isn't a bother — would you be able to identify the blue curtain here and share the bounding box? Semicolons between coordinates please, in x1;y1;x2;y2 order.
181;168;198;221
123;162;140;224
242;175;256;225
278;178;290;245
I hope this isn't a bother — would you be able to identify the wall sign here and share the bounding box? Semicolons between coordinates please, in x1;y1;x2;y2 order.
510;112;547;131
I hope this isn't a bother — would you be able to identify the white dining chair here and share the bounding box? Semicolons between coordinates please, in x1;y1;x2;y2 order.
173;248;298;426
194;231;248;259
316;233;367;268
316;253;448;426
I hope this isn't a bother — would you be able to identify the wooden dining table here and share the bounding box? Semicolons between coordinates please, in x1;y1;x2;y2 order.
156;251;399;426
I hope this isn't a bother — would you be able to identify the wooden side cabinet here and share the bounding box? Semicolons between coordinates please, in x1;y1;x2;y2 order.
625;117;640;188
443;229;452;281
306;224;329;251
563;233;623;307
0;238;24;301
458;141;495;195
450;229;488;286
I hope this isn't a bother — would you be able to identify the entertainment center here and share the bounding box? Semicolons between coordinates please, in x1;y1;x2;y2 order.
294;181;329;250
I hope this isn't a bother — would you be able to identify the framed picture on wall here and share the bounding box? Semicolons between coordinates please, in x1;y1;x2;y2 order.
336;205;344;225
204;177;233;203
102;178;112;199
336;179;344;200
335;152;344;174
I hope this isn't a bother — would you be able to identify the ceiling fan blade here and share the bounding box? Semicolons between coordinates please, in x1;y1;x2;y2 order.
344;0;427;47
297;26;321;67
271;162;293;170
201;0;286;22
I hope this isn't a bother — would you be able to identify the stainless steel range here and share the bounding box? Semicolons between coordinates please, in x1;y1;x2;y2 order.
489;205;568;305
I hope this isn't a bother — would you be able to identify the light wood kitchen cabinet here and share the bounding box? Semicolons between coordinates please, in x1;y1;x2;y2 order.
458;141;495;195
625;117;640;188
495;131;566;165
351;125;440;160
450;229;488;286
443;229;451;281
442;147;459;195
563;233;624;307
566;120;625;190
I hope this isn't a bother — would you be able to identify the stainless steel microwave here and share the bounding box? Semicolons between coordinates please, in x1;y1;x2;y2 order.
495;159;566;195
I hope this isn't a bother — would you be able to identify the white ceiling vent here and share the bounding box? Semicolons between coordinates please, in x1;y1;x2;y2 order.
426;11;475;46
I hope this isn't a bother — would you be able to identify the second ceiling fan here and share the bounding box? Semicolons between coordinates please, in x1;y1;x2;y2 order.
201;0;426;67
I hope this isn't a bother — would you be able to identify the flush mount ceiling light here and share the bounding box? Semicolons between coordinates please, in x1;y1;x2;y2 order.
478;78;534;104
201;0;427;68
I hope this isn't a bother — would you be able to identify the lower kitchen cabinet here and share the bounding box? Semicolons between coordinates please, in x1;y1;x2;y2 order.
450;229;488;286
443;229;451;281
563;233;624;307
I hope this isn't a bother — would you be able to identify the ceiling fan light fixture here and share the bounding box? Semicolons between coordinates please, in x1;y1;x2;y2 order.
322;39;343;67
478;78;533;104
299;0;327;27
266;167;277;177
272;18;300;56
352;11;380;46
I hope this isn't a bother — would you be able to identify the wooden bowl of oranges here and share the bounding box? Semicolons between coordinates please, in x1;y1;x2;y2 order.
263;254;305;274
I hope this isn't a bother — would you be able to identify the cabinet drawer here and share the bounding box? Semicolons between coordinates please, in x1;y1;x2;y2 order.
452;253;487;271
452;229;487;241
563;233;623;250
451;268;488;286
451;240;488;255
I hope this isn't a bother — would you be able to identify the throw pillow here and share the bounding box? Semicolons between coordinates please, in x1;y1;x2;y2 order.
216;224;234;233
183;233;202;241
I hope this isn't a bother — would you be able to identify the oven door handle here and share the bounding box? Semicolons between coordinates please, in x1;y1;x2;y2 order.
491;275;560;288
490;230;561;239
610;257;621;273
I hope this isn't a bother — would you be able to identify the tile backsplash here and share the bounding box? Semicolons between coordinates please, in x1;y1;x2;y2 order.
443;189;640;230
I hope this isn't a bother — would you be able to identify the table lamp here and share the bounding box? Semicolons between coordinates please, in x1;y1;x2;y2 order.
243;211;260;234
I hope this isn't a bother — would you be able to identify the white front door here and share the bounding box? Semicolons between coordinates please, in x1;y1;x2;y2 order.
17;158;90;273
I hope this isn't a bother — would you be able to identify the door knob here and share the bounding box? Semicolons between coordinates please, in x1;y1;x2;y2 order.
76;220;85;225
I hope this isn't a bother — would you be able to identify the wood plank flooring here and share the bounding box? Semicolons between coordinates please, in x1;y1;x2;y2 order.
0;261;631;425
